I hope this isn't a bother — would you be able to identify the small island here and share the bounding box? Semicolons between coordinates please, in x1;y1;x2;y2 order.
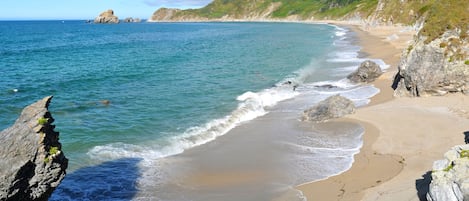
94;9;119;24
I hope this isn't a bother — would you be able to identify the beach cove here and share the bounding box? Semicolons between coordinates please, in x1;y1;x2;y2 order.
2;20;467;201
298;22;469;201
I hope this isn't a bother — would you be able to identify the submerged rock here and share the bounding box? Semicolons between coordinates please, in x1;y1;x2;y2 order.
427;144;469;201
123;17;141;23
94;9;119;24
302;95;355;122
347;60;383;83
0;96;68;201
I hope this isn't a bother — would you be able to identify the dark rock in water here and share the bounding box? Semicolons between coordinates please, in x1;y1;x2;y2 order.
302;95;355;122
0;96;68;201
123;17;142;23
94;9;119;24
347;60;383;83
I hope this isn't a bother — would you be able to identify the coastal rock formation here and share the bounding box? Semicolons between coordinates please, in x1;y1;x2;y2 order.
427;144;469;201
123;17;141;23
0;96;68;201
94;9;119;24
347;60;383;83
302;95;355;122
393;29;469;97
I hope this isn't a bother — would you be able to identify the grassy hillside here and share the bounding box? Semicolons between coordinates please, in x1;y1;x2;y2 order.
153;0;468;55
168;0;380;20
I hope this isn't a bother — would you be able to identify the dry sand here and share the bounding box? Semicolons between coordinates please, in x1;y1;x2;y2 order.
297;23;469;201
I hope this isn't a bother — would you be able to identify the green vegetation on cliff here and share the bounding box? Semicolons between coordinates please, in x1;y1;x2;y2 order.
153;0;468;54
418;0;469;44
169;0;380;20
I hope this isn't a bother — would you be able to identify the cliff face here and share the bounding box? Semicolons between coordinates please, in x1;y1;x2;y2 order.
0;96;68;201
392;0;469;97
393;30;469;96
94;9;119;24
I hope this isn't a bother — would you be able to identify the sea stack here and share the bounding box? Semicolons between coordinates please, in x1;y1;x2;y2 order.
94;9;119;24
0;96;68;201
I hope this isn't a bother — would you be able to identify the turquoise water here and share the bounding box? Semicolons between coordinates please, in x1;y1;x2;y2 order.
0;21;383;200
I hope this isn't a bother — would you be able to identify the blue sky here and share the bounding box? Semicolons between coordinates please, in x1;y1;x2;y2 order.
0;0;212;20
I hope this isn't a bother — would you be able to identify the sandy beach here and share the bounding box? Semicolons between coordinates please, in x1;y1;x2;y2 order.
297;23;469;200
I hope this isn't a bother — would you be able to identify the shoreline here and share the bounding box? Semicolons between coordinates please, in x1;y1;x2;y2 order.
297;21;469;201
296;22;412;201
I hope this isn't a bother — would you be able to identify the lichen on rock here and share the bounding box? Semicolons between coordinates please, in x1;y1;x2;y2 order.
393;29;469;97
427;144;469;201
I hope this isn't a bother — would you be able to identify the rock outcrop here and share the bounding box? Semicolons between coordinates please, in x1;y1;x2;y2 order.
302;95;355;122
94;9;119;24
0;96;68;201
393;30;469;97
123;17;141;23
347;60;383;83
427;144;469;201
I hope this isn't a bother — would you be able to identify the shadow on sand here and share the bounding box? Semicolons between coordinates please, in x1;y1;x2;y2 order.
415;171;432;201
50;158;141;201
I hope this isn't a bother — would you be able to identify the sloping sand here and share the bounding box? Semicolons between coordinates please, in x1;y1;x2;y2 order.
297;23;469;201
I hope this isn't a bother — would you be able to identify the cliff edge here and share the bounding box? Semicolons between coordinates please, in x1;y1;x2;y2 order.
0;96;68;201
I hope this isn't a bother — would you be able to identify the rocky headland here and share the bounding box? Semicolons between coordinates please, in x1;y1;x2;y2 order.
94;9;119;24
0;96;68;201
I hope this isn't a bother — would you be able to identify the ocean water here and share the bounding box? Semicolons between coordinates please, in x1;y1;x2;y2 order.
0;21;385;200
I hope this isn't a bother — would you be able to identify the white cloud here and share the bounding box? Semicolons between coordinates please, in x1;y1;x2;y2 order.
143;0;212;8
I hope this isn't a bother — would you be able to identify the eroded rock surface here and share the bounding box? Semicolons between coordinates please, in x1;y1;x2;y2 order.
0;96;68;201
347;60;383;83
302;95;355;122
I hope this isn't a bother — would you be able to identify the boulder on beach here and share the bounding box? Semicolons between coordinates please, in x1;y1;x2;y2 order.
0;96;68;201
94;9;119;24
347;60;383;83
427;144;469;201
302;95;355;122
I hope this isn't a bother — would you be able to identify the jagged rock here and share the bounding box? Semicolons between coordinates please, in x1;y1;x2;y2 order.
302;95;355;122
0;96;68;201
94;9;119;24
347;60;383;83
427;144;469;201
393;30;469;97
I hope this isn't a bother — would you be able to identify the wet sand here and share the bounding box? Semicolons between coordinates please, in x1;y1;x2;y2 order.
298;22;469;201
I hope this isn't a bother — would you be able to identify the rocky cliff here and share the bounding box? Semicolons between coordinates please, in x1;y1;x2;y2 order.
94;9;119;24
148;0;377;22
427;144;469;201
0;96;68;201
393;29;469;97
